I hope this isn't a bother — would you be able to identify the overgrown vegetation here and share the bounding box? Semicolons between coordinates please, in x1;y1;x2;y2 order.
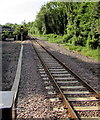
1;22;29;40
33;33;100;61
29;1;100;61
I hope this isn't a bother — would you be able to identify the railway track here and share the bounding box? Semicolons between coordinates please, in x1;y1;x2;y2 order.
31;39;100;120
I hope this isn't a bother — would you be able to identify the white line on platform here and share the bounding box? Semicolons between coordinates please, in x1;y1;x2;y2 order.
11;44;23;101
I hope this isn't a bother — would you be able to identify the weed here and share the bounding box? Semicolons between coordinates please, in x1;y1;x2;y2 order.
32;34;99;61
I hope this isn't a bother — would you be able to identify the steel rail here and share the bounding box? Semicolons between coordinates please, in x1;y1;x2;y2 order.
32;41;79;120
36;40;100;99
31;39;100;119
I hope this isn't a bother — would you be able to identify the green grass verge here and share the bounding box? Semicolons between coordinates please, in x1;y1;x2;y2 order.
64;44;100;61
32;34;100;61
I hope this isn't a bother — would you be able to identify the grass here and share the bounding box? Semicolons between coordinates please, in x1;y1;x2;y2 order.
32;34;100;61
64;44;100;61
81;47;100;61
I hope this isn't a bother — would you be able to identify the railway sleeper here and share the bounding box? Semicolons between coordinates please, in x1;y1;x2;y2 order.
57;81;79;84
50;71;68;74
63;91;90;94
73;106;100;111
52;73;72;77
60;86;85;89
55;77;75;80
68;97;98;101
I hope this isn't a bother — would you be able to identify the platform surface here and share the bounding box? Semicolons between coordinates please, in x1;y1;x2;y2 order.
0;91;14;109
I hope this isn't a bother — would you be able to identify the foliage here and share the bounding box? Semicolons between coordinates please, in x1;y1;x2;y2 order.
1;22;29;40
33;33;99;61
29;1;100;50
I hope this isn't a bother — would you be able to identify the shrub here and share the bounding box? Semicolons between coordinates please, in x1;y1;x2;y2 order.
63;34;73;43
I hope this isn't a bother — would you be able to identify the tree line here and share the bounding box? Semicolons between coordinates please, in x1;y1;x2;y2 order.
29;1;100;49
1;22;29;40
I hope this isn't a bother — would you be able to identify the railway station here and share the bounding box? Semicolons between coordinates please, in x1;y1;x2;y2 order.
0;0;100;120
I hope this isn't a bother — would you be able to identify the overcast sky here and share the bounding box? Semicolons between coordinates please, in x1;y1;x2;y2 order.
0;0;51;25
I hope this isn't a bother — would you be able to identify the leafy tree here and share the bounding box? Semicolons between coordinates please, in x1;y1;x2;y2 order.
29;1;100;49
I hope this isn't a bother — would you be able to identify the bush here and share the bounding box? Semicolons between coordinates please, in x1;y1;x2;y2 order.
63;34;73;42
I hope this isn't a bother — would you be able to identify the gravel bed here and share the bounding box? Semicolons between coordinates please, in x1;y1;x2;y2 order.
37;39;100;93
16;40;69;119
2;41;21;90
57;82;81;86
66;93;93;97
78;111;100;117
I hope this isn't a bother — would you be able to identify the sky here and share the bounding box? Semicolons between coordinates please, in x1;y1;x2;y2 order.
1;0;99;25
0;0;51;25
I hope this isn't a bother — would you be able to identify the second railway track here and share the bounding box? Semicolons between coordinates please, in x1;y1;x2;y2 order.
31;39;100;120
